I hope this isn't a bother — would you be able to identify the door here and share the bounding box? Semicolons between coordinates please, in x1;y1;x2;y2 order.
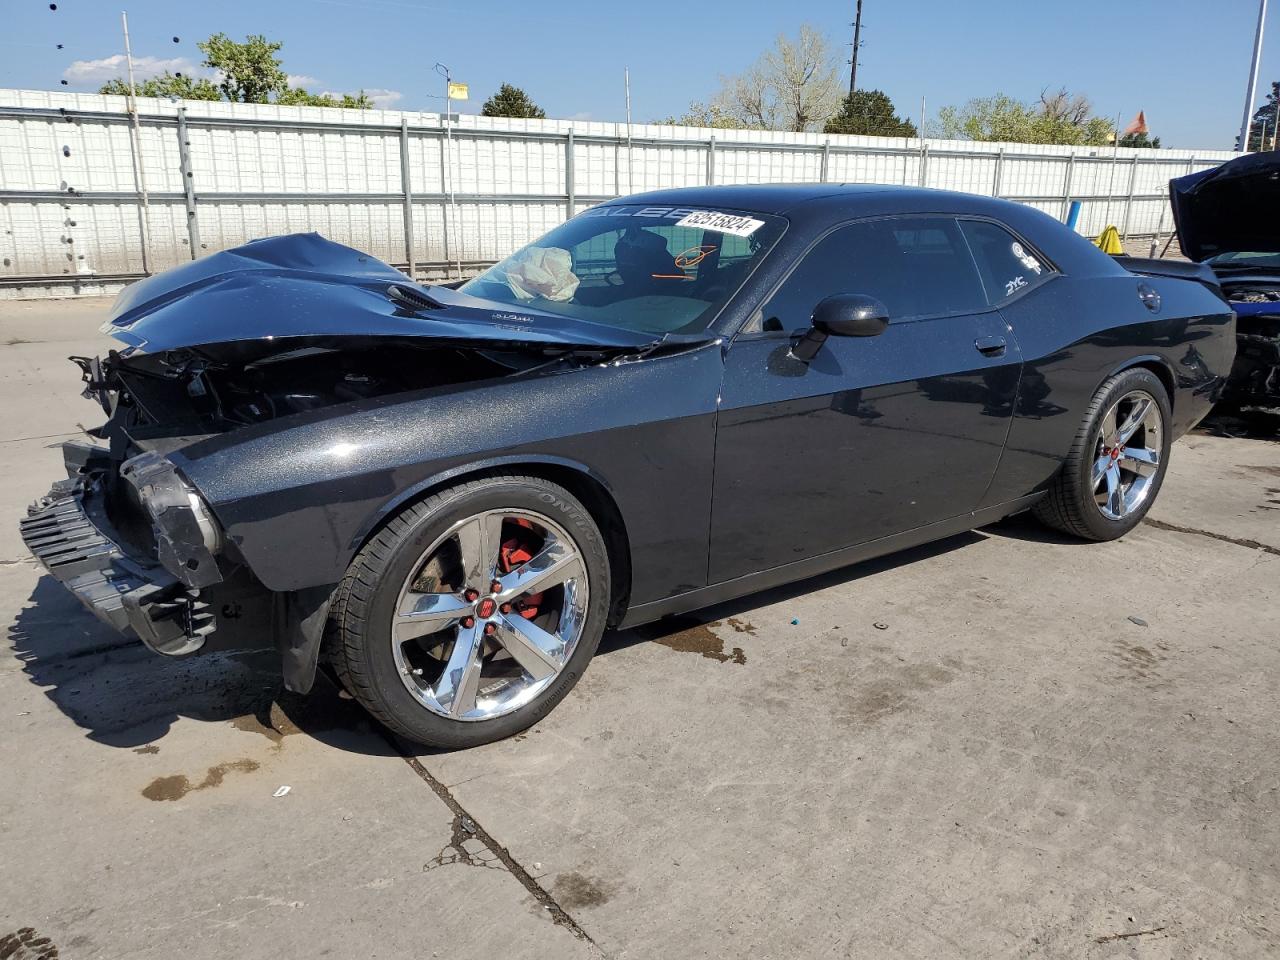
709;216;1023;584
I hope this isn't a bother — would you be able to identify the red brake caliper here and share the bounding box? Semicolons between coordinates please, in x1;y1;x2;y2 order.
498;519;542;620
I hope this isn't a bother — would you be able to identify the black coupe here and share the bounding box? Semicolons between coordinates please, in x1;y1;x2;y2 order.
21;185;1234;748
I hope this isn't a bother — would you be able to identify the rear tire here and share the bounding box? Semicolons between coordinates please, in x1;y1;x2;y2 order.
1033;368;1171;541
328;475;609;749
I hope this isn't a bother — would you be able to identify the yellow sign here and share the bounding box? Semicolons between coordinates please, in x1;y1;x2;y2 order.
447;82;469;101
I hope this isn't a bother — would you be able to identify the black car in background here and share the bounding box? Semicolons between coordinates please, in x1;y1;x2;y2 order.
21;184;1234;748
1171;152;1280;416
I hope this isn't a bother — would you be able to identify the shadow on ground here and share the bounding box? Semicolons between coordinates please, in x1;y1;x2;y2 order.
11;525;1019;754
1197;409;1280;442
600;529;992;655
8;574;386;754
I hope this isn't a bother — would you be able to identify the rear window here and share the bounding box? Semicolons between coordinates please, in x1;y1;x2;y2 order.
960;220;1056;304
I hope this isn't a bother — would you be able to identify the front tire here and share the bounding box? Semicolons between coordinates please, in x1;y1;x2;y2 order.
1033;368;1171;541
328;475;609;749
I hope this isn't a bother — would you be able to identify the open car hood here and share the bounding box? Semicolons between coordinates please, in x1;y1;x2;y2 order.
1171;153;1280;262
103;233;655;357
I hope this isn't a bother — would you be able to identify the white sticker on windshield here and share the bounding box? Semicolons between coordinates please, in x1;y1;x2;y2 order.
675;210;766;237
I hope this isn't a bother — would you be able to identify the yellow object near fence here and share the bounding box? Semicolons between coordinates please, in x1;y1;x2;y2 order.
1095;226;1123;254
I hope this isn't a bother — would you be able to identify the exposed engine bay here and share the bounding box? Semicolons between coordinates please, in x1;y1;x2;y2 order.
1218;281;1280;413
75;341;550;438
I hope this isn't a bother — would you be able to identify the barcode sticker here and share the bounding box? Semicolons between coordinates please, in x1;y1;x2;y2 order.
674;210;766;237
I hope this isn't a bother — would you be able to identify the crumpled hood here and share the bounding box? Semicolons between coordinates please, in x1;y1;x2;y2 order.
103;233;653;355
1171;153;1280;262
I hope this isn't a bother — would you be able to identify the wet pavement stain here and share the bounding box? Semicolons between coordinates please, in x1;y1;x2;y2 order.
229;703;302;745
726;617;757;635
840;662;957;727
227;685;370;747
142;758;260;801
132;744;159;755
552;871;618;910
644;617;747;665
0;927;59;959
423;814;502;872
1111;638;1170;688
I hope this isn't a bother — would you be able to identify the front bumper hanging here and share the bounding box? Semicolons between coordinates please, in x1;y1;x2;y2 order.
20;476;214;656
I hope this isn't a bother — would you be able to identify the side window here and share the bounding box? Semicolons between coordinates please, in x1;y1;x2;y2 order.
959;219;1057;304
758;217;987;332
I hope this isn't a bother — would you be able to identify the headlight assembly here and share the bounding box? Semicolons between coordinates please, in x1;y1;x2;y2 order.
120;451;224;589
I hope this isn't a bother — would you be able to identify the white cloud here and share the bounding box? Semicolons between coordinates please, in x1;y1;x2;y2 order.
286;74;318;88
63;54;202;86
364;88;403;109
568;111;592;122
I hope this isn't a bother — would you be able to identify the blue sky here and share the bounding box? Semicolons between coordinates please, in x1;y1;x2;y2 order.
0;0;1275;149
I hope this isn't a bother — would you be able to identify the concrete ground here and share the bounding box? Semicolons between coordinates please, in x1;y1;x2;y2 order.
1;297;1278;960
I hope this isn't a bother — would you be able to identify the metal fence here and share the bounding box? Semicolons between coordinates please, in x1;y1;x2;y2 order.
0;89;1238;298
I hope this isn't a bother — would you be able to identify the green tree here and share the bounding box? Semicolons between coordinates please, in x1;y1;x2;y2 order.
1119;131;1161;149
99;72;220;101
937;90;1113;146
658;101;752;129
1244;82;1280;150
96;33;374;109
198;33;287;103
824;89;917;137
277;87;373;108
481;83;547;119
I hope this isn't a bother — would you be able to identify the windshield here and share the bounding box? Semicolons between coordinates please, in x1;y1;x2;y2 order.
1208;251;1280;269
459;204;785;335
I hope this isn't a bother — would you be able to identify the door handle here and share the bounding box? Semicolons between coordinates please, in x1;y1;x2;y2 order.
974;335;1007;358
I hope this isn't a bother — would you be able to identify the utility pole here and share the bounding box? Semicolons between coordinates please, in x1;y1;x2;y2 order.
848;0;863;96
1239;0;1268;151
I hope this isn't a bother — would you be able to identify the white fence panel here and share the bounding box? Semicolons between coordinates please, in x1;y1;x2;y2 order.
0;88;1239;299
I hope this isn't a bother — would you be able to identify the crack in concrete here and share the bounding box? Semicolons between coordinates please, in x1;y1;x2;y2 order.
423;813;504;873
392;743;605;956
1094;925;1166;944
0;430;81;444
1144;518;1280;557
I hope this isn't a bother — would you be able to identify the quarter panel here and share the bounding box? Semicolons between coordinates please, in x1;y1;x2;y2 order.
981;275;1233;505
172;346;723;601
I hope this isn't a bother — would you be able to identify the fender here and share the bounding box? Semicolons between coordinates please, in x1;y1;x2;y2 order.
1102;352;1178;400
344;452;625;557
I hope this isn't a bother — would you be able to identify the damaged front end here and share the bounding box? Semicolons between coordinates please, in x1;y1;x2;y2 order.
1211;285;1280;410
22;233;659;689
20;442;259;657
1171;155;1280;414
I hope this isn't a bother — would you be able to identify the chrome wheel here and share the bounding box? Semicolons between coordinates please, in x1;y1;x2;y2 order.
1092;389;1163;521
391;509;589;722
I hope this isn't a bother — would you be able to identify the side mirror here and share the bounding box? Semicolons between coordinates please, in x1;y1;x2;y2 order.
788;294;889;362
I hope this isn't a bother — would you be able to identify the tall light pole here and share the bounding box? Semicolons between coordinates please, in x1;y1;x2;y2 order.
844;0;865;96
121;10;152;274
434;62;461;279
1239;0;1268;151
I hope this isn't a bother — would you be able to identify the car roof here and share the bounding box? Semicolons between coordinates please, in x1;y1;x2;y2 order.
606;183;999;217
605;183;1129;280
